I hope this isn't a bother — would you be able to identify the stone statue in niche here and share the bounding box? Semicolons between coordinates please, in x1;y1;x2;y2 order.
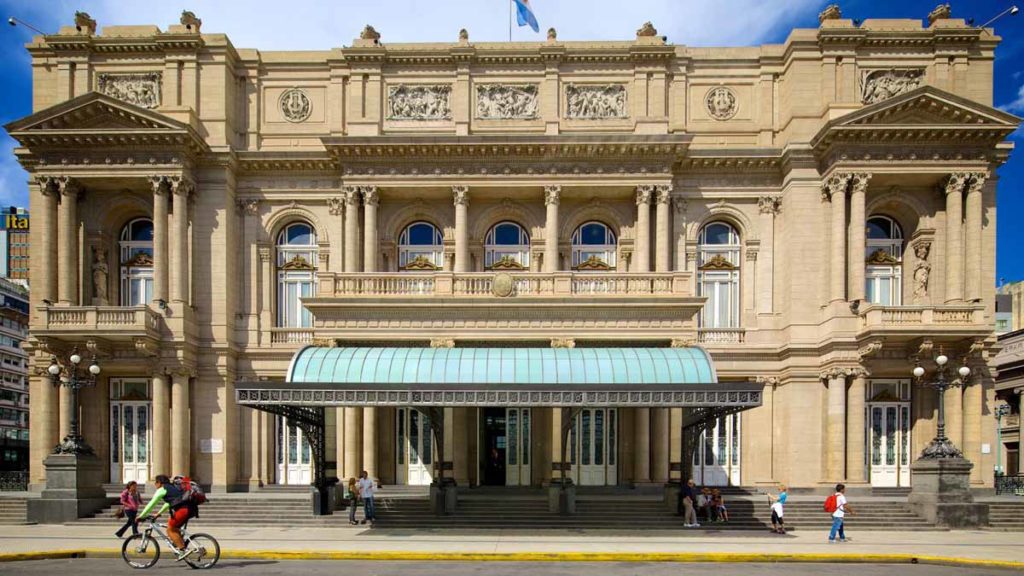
861;69;924;104
387;85;452;120
279;88;312;122
705;86;737;120
476;85;539;119
565;84;627;119
92;248;108;304
97;73;162;109
913;241;932;303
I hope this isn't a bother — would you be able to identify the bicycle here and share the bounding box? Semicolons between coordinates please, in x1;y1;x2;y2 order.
121;515;221;569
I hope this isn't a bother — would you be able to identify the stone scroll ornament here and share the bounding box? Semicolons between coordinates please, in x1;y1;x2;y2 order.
387;85;453;120
861;69;924;104
476;85;539;119
705;86;737;120
280;88;312;123
565;84;628;119
97;73;162;109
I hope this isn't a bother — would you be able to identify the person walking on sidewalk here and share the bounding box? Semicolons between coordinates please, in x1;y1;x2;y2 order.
769;484;787;534
827;483;854;543
345;477;359;525
357;471;377;524
681;478;699;528
114;480;142;538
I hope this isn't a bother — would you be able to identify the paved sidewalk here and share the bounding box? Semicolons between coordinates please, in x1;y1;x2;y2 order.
1;524;1021;565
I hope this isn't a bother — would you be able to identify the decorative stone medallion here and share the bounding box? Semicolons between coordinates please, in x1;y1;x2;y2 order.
565;84;628;119
476;84;539;119
861;69;924;104
705;86;737;120
491;273;515;297
279;88;312;123
97;73;162;109
387;85;452;120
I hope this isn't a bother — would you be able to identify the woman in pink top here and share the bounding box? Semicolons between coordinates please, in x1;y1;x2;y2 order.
115;480;142;538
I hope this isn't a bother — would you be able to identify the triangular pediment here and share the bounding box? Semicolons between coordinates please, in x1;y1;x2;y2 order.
6;91;189;133
835;85;1020;128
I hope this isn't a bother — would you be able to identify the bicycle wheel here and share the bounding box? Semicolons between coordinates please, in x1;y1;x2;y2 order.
121;533;160;569
182;533;220;569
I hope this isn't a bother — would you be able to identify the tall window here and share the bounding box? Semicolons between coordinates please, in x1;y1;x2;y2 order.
485;221;530;269
276;222;318;327
697;222;741;328
571;221;617;270
119;218;154;306
398;221;444;271
865;216;903;305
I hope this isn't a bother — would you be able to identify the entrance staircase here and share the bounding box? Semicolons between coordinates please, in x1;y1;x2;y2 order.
986;501;1024;531
0;497;28;525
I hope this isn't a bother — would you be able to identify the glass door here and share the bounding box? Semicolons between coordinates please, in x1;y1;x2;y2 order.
276;417;312;485
505;408;531;486
571;408;617;486
110;402;150;485
396;408;433;485
868;403;910;487
691;414;741;486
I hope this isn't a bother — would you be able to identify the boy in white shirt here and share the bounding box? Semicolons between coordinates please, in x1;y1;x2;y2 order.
356;470;377;524
828;483;854;542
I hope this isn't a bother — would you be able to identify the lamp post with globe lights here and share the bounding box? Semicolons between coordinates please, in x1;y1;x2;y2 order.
47;347;101;455
913;352;972;460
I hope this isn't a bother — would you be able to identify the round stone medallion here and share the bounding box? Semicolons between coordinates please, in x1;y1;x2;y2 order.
704;86;737;121
280;88;312;123
491;273;515;297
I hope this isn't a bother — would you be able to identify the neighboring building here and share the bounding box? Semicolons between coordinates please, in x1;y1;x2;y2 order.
0;207;30;287
0;278;29;471
5;8;1019;494
997;280;1024;333
995;329;1023;475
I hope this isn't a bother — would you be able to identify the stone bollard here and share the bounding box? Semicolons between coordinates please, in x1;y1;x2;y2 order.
547;478;576;515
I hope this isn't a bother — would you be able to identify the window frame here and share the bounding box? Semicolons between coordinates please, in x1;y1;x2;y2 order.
484;221;531;270
275;222;318;328
398;221;445;271
697;221;741;329
571;221;618;271
119;218;154;307
864;216;904;306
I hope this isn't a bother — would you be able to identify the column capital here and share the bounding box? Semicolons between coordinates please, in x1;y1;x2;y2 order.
943;172;971;195
257;245;272;263
342;185;362;205
821;173;851;201
327;197;344;215
361;185;380;207
819;366;852;380
673;197;688;216
235;198;259;216
36;175;77;197
966;171;988;194
544;185;561;206
757;194;782;215
635;184;654;205
849;172;872;194
452;185;469;206
654;184;672;205
148;175;172;196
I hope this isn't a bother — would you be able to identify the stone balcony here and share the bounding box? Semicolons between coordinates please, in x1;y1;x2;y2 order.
697;328;746;346
857;304;988;343
34;305;162;347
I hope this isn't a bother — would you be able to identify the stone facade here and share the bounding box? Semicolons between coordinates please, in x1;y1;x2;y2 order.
6;10;1018;492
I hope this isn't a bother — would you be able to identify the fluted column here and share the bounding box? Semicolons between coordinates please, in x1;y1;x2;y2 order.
363;406;377;479
170;177;194;304
846;370;867;483
151;371;170;483
822;174;850;303
635;185;652;272
362;186;379;272
544;185;560;272
57;177;81;305
453;186;470;272
344;407;362;478
654;185;672;272
964;173;986;302
652;408;669;482
847;173;871;304
171;371;191;474
36;177;60;304
149;177;171;305
343;186;361;273
634;408;651;483
825;369;848;481
944;173;967;303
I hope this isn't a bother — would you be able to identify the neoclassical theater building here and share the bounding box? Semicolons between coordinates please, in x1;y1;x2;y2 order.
8;6;1018;495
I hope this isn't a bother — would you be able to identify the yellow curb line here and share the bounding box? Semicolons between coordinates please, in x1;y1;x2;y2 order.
1;549;1022;570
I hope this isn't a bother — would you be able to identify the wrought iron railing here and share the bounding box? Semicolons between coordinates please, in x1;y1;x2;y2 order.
994;473;1024;496
0;470;28;491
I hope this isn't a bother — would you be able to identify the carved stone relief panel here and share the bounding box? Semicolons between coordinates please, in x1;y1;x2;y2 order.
387;85;453;120
565;84;628;119
705;86;738;120
279;88;312;123
475;84;539;119
97;73;162;109
861;69;924;104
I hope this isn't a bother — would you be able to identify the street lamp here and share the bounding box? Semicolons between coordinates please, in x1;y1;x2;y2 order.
995;403;1012;475
48;347;101;455
912;352;971;460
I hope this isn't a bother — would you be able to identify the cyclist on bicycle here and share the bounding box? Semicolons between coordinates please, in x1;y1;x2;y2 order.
136;474;195;559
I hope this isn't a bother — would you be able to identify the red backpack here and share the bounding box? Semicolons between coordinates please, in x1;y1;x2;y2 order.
172;475;208;506
823;493;838;513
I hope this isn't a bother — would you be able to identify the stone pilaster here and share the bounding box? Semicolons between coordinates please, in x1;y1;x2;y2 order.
170;177;194;304
756;195;781;314
822;368;848;481
846;368;868;483
822;174;850;303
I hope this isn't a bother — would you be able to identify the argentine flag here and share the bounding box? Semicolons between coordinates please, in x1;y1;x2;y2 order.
513;0;540;33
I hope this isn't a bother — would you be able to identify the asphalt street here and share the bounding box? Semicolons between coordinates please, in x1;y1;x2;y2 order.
2;559;1021;575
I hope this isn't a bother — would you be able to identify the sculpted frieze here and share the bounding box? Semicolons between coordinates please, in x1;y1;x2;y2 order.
565;84;627;119
387;85;452;120
861;69;924;104
476;84;539;119
97;73;162;109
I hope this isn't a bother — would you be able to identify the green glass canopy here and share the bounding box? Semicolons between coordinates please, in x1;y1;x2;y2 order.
288;346;717;386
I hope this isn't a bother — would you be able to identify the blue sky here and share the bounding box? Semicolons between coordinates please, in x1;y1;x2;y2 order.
1;0;1022;281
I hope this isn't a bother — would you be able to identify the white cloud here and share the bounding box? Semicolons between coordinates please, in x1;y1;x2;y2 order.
1003;82;1024;114
0;135;29;209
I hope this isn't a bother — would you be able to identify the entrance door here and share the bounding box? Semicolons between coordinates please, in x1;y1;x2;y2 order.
481;408;506;485
276;417;312;485
110;402;150;484
692;414;741;486
570;408;617;486
396;408;433;485
505;408;531;486
868;403;911;487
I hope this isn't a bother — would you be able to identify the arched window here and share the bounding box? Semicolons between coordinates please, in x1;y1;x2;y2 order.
276;222;318;327
571;221;617;270
865;216;904;306
485;221;530;269
697;222;741;328
398;221;444;271
119;218;154;306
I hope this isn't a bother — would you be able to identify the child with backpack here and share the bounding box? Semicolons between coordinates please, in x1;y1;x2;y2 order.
769;484;787;534
824;483;854;542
